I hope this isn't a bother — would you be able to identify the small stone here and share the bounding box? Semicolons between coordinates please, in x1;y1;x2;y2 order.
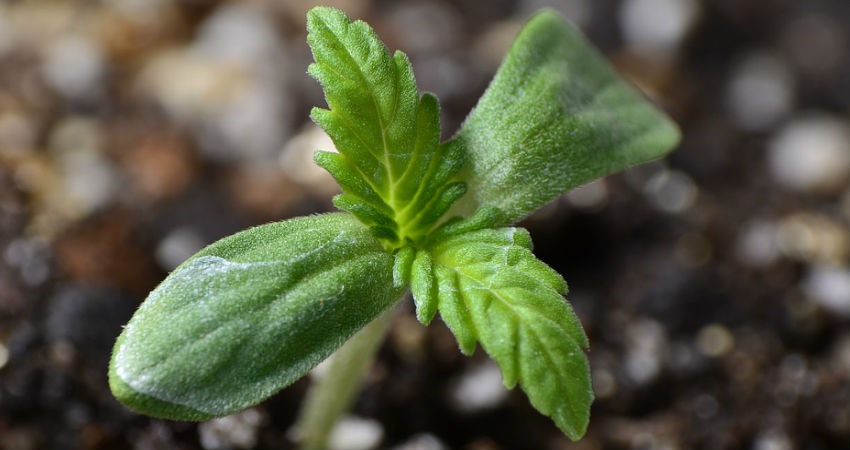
194;4;281;67
643;169;698;214
624;318;667;385
4;238;50;286
155;227;206;271
450;361;508;413
390;433;448;450
139;3;291;163
619;0;699;58
47;117;117;218
327;415;384;450
768;115;850;194
390;314;428;362
592;368;617;399
776;213;850;265
41;35;106;101
0;340;8;369
736;219;782;268
726;52;794;131
279;124;339;197
696;324;734;357
198;409;264;450
134;422;180;450
753;429;793;450
802;265;850;317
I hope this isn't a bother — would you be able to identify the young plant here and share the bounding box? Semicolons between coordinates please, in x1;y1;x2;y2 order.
109;6;679;443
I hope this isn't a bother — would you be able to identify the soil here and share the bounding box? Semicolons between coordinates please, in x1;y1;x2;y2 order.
0;1;848;449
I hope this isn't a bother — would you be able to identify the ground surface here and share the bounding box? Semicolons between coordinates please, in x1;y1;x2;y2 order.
1;0;848;449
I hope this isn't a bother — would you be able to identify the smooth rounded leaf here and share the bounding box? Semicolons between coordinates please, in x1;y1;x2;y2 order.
109;213;402;420
449;10;680;224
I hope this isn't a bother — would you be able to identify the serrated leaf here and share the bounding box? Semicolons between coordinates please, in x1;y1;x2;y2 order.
392;246;415;289
449;10;680;224
306;7;465;247
428;227;592;439
109;213;402;420
410;250;437;325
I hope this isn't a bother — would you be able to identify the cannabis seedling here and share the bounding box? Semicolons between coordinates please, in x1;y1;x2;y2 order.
109;7;679;442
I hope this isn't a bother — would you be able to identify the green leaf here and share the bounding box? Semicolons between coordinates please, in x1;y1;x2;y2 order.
307;7;465;248
449;10;680;224
109;213;402;420
426;227;592;440
410;249;437;325
392;245;415;289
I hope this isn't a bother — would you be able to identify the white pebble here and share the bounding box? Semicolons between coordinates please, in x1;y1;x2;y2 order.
620;0;699;57
736;220;782;267
390;433;448;450
726;53;794;131
279;124;338;195
0;341;8;369
776;213;850;264
42;35;105;100
450;361;508;413
802;265;850;317
140;4;291;163
327;416;384;450
195;4;281;67
753;429;793;450
696;324;734;357
155;227;206;271
48;118;117;216
4;238;50;286
644;169;698;214
768;115;850;194
624;318;667;385
198;409;264;450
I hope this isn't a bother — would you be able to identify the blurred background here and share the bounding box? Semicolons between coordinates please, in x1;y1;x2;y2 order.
0;0;848;449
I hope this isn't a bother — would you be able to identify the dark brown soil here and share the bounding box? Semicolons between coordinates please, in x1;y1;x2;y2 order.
1;1;848;449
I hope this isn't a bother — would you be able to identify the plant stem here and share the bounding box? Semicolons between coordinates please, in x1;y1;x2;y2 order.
294;304;397;450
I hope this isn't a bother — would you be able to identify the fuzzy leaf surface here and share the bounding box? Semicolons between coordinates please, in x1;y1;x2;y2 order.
109;214;402;420
425;227;592;439
307;7;463;246
449;10;680;224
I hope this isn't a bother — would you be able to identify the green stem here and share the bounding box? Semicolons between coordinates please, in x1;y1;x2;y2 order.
295;304;397;450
